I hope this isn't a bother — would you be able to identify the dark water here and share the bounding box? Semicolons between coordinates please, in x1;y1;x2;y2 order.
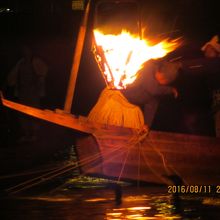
1;176;220;220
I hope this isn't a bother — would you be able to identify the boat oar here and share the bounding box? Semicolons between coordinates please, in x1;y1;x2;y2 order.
64;0;91;112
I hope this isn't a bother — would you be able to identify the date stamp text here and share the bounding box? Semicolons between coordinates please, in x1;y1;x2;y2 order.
168;185;220;194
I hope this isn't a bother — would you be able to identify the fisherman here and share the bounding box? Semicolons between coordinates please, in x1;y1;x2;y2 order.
179;35;220;136
201;35;220;137
88;60;181;131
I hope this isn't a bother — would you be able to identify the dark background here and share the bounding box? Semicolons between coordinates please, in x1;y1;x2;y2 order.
1;0;220;137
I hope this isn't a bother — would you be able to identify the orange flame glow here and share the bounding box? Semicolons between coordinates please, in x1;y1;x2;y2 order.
93;29;181;89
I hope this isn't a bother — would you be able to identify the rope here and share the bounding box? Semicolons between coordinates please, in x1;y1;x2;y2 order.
6;138;130;195
140;144;171;185
55;134;141;190
147;135;188;185
0;165;62;180
137;142;141;187
5;127;188;194
117;144;132;183
6;150;104;194
125;127;187;186
47;143;134;194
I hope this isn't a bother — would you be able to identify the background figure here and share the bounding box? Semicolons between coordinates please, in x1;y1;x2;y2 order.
7;45;48;142
201;35;220;137
201;35;220;58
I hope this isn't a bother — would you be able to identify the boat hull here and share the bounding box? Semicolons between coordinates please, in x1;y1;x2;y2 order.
1;95;220;185
76;129;220;185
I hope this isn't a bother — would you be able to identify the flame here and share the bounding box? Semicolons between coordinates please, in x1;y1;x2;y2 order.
93;29;180;89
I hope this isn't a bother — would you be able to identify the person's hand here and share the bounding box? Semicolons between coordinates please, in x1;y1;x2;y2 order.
172;87;178;98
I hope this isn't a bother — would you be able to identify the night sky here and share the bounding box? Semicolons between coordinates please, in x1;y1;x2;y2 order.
1;0;220;136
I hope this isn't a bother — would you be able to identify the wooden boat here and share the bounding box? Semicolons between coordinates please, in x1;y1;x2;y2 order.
1;94;220;186
1;0;220;186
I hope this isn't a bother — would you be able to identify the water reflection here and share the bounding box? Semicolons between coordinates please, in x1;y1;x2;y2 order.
1;177;220;220
105;193;182;220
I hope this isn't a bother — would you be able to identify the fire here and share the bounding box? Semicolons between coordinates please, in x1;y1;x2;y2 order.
93;29;180;89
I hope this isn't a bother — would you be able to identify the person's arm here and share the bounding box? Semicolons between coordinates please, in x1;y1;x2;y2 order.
146;75;176;97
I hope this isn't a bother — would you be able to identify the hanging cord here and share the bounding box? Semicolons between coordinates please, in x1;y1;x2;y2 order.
140;143;172;185
48;141;134;192
82;131;171;186
5;150;104;195
5;139;129;195
116;129;174;186
137;141;141;187
0;165;63;180
49;132;143;194
129;128;187;185
130;128;172;185
146;135;188;185
117;144;133;183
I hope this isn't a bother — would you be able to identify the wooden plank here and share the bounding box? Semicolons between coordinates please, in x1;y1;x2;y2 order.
1;93;93;134
2;92;220;148
1;92;135;136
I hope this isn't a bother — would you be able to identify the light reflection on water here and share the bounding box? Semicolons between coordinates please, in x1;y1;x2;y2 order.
1;176;220;220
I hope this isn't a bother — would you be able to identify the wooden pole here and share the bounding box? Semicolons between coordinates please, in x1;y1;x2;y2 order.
64;0;91;113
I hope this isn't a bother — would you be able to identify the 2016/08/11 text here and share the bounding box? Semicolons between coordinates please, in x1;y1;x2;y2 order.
168;185;220;194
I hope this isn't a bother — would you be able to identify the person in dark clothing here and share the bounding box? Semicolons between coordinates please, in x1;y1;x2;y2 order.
201;35;220;137
7;45;48;142
179;36;220;136
121;60;180;128
182;35;220;137
88;60;181;130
